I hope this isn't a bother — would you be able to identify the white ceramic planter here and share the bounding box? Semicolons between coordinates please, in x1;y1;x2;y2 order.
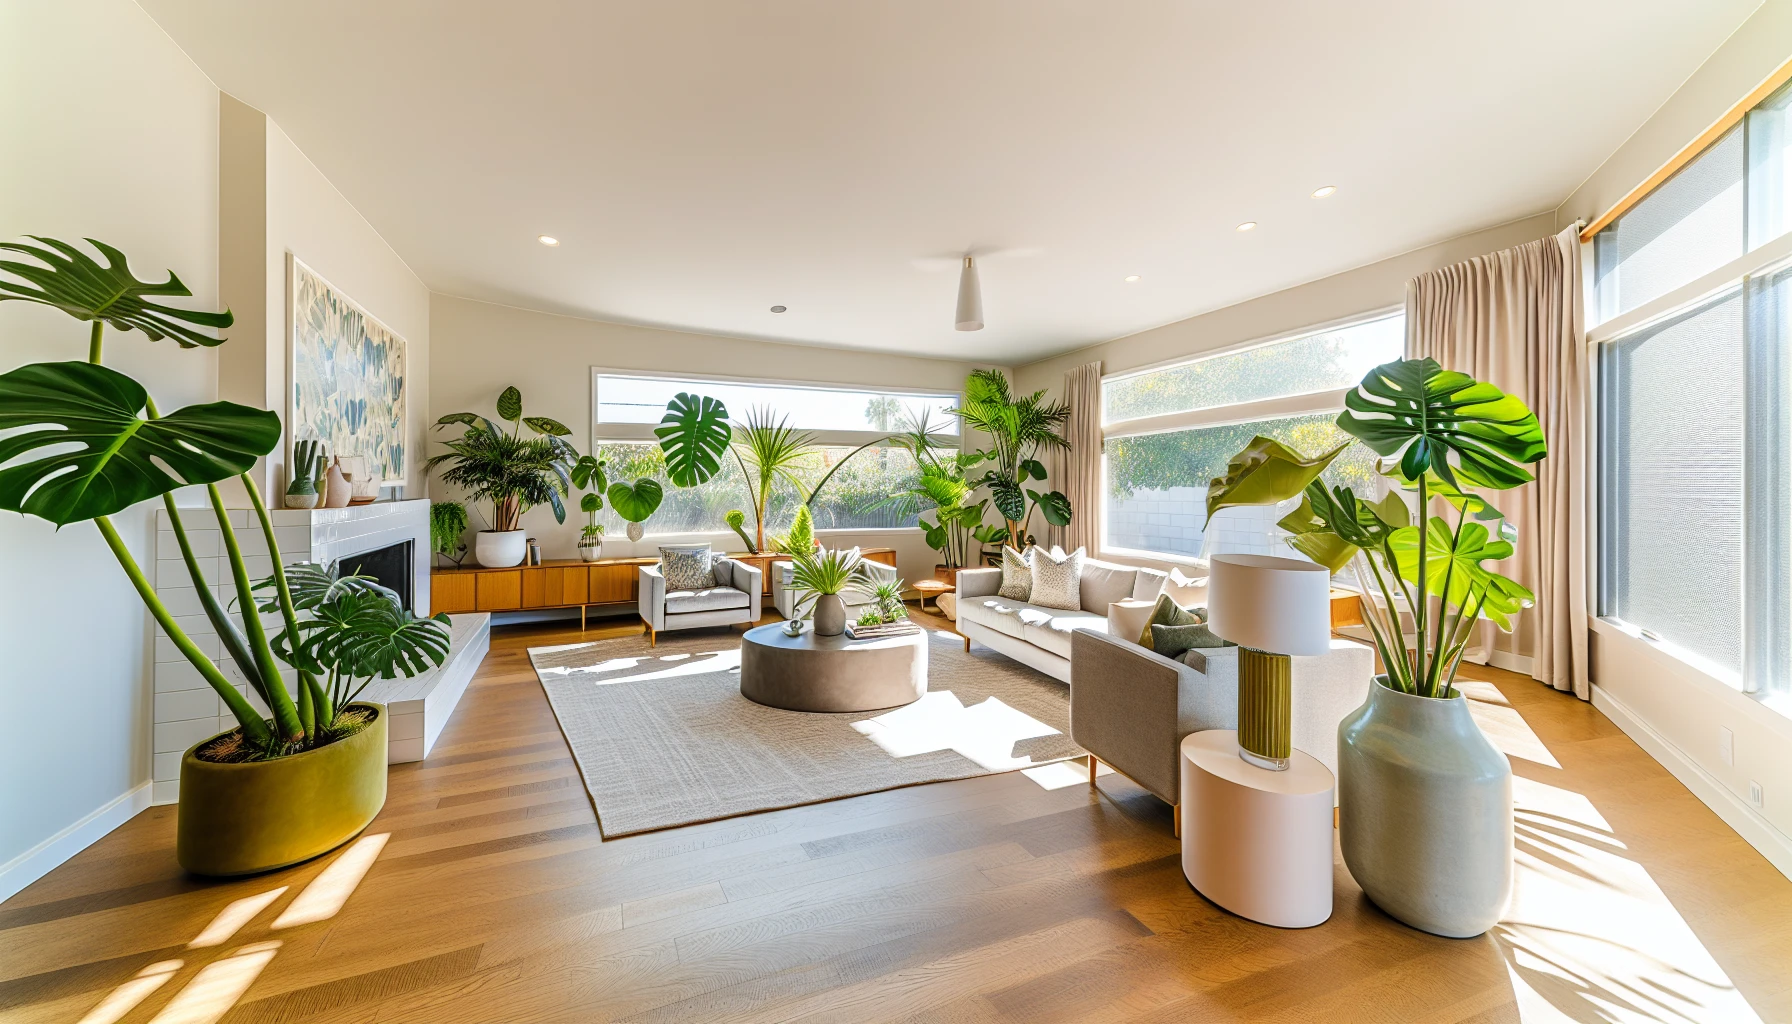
475;529;528;568
579;540;603;562
1338;676;1513;938
812;593;847;636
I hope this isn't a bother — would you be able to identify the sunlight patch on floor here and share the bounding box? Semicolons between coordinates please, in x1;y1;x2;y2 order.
1022;757;1113;790
543;649;743;685
853;690;1063;771
146;941;280;1024
75;959;182;1024
187;886;287;948
274;832;389;928
1502;776;1760;1023
1459;680;1562;769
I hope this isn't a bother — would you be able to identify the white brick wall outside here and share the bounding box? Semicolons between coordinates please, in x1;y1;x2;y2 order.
1104;485;1285;558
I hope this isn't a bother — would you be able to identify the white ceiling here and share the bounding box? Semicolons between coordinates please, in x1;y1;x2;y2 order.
142;0;1757;365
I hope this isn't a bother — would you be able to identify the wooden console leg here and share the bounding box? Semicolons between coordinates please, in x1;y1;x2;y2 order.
580;605;587;631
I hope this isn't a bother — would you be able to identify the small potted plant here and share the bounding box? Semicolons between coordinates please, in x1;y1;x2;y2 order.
286;439;322;509
571;454;607;561
786;546;869;636
429;387;576;567
430;500;469;568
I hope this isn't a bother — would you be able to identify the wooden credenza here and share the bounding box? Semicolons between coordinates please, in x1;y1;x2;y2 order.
430;548;898;625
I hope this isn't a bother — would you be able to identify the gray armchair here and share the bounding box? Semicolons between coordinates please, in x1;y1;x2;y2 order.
638;557;762;646
1070;628;1372;834
771;555;898;620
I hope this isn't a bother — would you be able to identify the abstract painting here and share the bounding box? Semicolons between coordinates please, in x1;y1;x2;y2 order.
288;255;407;484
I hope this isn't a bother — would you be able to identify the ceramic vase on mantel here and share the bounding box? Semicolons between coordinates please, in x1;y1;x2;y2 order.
812;593;847;636
322;457;352;509
1337;676;1513;938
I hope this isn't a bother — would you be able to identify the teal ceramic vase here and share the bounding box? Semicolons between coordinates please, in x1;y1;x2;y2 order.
1337;675;1512;938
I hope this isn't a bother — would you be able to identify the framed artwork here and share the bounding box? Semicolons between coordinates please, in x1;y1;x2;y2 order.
287;254;407;485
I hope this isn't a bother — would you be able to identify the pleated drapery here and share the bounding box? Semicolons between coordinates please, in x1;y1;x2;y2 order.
1052;361;1103;555
1405;226;1590;699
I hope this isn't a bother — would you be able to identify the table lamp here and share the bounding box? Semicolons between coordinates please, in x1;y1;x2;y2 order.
1207;554;1333;771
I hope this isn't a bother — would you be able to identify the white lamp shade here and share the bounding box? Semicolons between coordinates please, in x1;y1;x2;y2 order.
955;257;984;331
1206;553;1332;656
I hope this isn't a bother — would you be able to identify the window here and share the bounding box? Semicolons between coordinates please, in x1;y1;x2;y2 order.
1594;79;1792;710
591;372;958;536
1100;312;1403;561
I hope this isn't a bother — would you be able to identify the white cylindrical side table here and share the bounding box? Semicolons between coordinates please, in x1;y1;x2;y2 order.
1180;729;1335;928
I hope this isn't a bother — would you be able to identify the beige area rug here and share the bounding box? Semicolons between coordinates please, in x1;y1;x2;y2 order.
528;626;1082;837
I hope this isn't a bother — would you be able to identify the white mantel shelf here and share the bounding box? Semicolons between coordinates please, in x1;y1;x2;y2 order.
149;499;485;803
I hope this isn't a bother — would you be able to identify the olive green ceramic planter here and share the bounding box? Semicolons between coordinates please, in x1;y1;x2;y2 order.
177;704;388;877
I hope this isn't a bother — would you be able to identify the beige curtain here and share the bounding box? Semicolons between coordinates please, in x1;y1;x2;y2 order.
1406;226;1589;699
1050;361;1103;554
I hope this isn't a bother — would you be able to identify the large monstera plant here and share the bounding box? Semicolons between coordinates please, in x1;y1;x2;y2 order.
1206;357;1547;699
0;237;450;754
951;368;1072;546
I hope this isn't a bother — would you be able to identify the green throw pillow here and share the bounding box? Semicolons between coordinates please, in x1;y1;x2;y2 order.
1150;622;1229;661
1137;592;1205;650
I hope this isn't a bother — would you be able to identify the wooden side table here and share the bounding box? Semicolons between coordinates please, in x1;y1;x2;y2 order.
912;578;953;613
1180;730;1334;928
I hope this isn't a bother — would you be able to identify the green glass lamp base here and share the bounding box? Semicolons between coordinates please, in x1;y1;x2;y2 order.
1237;645;1292;772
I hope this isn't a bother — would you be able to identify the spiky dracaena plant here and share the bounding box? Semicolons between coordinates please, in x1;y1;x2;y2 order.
0;237;449;755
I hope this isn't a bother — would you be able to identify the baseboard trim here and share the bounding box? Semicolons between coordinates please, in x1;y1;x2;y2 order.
0;782;152;904
1487;648;1533;676
1592;683;1792;882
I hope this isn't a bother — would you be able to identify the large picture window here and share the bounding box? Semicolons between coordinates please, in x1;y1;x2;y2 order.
1101;313;1403;560
1593;78;1792;710
591;372;958;536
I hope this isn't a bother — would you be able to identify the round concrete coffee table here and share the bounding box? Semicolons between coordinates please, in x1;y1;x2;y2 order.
739;622;928;712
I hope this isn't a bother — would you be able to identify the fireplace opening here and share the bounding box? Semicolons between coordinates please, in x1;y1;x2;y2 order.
341;540;414;611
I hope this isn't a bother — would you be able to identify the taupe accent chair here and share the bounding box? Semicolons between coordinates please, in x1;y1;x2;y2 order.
637;557;762;646
1069;628;1372;835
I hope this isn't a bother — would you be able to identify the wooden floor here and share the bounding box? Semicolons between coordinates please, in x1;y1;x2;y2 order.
5;609;1791;1024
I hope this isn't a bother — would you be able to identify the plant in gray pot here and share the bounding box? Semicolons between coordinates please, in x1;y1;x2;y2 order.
786;545;868;637
1204;357;1546;938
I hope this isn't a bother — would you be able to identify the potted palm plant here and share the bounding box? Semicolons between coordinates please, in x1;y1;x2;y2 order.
0;236;450;875
952;369;1073;546
1203;356;1546;938
785;546;870;636
429;386;576;567
863;411;1002;580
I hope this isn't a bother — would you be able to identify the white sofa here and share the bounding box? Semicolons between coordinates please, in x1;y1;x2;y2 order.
954;559;1167;683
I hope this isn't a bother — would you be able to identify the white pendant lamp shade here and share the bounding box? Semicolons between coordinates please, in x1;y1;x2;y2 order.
955;256;984;331
1207;554;1333;656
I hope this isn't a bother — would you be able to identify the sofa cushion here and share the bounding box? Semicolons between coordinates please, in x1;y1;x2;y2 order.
1151;621;1229;660
997;546;1033;601
1163;566;1209;607
1030;546;1084;610
959;594;1036;640
1139;592;1204;650
665;586;750;614
1079;559;1139;613
1022;609;1108;659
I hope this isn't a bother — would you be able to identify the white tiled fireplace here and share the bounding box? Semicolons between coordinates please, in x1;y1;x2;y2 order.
151;500;489;803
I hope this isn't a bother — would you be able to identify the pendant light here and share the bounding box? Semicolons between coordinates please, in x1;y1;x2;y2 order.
955;255;984;331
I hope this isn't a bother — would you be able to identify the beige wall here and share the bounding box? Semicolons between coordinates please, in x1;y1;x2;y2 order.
428;295;992;584
0;0;221;896
219;97;431;498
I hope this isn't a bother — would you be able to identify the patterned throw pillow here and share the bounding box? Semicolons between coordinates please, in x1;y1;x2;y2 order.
658;544;716;591
1137;592;1204;650
997;546;1033;600
1030;546;1084;611
1150;622;1230;660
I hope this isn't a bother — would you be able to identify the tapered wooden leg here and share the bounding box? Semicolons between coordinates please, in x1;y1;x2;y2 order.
648;626;656;647
963;635;971;652
1173;803;1181;839
1088;756;1098;786
580;605;587;631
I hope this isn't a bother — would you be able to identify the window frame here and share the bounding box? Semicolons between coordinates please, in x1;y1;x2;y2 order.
588;367;961;538
1097;307;1405;565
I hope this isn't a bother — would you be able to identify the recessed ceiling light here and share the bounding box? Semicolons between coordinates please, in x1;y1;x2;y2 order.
1236;221;1257;232
1312;185;1337;199
1124;275;1141;283
770;305;787;313
537;235;559;246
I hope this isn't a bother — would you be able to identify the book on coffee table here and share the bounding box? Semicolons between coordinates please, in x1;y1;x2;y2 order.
844;619;922;640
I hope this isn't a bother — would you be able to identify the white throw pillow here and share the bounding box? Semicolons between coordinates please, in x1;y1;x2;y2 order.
1030;546;1085;611
997;546;1033;600
1163;566;1209;608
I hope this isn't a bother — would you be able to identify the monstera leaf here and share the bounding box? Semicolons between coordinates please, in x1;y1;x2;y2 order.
654;393;730;487
276;589;451;680
1028;488;1072;527
0;237;234;347
607;478;664;522
1204;435;1347;522
255;560;390;615
1339;358;1546;490
1020;458;1048;482
571;454;607;491
0;361;280;525
1389;517;1534;629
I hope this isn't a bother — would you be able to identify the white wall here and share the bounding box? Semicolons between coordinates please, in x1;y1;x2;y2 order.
0;0;221;899
428;295;990;585
1565;1;1792;877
